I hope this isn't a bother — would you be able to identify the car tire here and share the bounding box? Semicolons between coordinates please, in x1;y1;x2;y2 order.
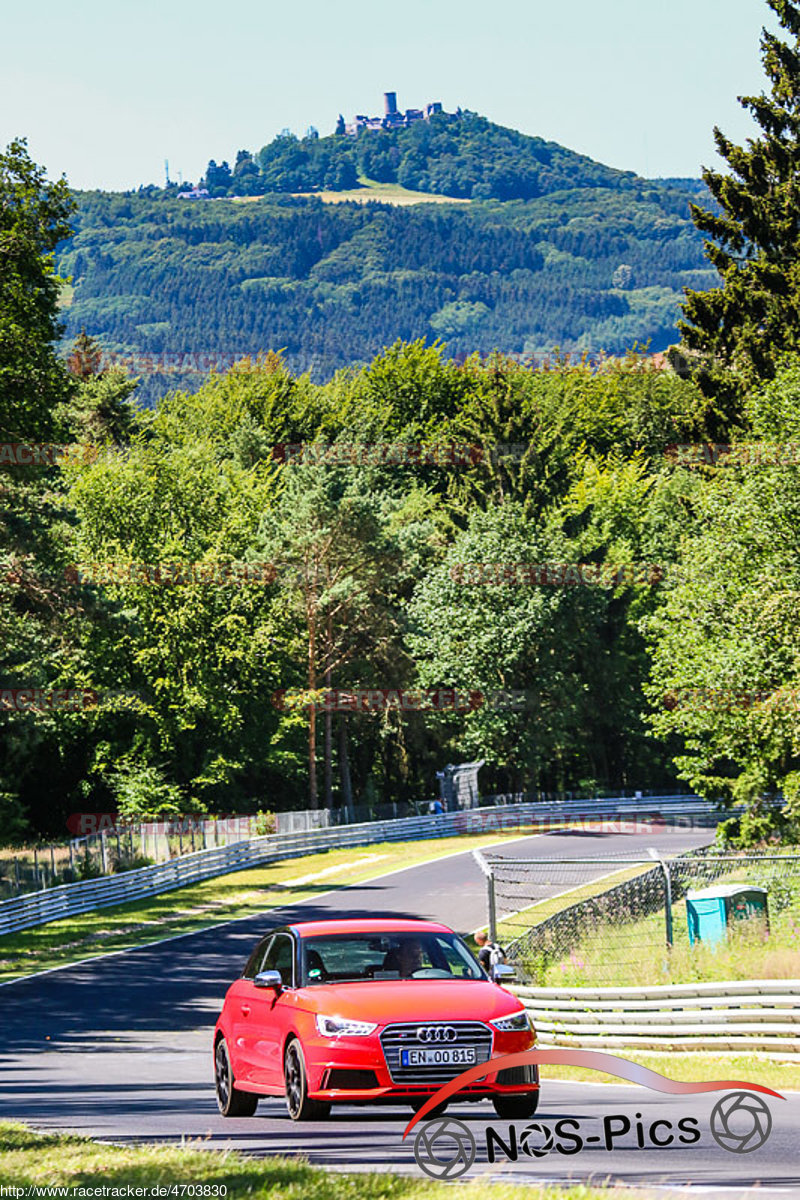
492;1092;540;1120
284;1039;331;1121
409;1098;449;1117
214;1037;258;1117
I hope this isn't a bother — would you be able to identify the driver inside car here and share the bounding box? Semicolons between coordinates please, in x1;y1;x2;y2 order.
382;937;425;977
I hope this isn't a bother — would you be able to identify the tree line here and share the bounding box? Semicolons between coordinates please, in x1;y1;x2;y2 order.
4;0;800;846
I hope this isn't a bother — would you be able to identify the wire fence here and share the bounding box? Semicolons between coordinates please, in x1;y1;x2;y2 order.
0;792;710;902
479;850;800;987
0;817;271;901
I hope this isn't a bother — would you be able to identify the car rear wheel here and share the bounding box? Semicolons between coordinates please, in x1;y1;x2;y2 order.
214;1037;258;1117
408;1097;449;1117
492;1092;540;1119
284;1039;331;1121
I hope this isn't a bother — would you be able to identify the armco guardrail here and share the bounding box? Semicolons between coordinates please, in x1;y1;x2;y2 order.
0;794;719;937
512;981;800;1058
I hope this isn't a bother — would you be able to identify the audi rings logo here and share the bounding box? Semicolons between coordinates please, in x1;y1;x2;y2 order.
710;1092;773;1154
416;1025;457;1043
413;1117;476;1179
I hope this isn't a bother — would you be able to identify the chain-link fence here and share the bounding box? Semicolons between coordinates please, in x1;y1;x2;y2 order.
0;816;271;901
477;850;800;986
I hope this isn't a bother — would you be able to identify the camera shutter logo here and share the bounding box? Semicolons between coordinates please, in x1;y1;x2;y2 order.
519;1121;555;1158
413;1117;476;1179
710;1092;772;1154
417;1025;457;1042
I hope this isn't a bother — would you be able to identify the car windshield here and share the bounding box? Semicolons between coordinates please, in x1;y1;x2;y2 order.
300;931;484;985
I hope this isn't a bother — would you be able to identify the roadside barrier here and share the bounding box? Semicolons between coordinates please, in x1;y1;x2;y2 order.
511;980;800;1058
0;794;720;936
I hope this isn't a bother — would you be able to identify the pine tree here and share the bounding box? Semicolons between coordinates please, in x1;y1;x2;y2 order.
680;0;800;404
0;138;74;441
66;329;103;379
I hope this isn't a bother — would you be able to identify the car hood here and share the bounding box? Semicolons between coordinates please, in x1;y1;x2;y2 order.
297;979;523;1023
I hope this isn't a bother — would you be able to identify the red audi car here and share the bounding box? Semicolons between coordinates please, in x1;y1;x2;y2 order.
213;917;539;1121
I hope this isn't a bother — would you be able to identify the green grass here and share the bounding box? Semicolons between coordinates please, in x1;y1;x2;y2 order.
0;1122;670;1199
290;177;472;206
233;178;468;205
525;888;800;989
542;1051;800;1092
496;863;652;946
0;828;544;983
504;854;800;988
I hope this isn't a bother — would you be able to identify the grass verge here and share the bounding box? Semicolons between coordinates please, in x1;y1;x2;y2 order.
542;1051;800;1093
0;828;547;984
505;854;800;987
0;1122;667;1199
521;894;800;988
496;863;651;944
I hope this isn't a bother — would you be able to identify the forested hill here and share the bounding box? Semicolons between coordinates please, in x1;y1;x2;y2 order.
192;111;641;201
54;112;712;390
57;173;713;392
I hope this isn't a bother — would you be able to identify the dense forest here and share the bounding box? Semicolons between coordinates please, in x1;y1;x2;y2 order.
57;177;712;392
8;299;800;842
0;128;791;842
8;0;800;847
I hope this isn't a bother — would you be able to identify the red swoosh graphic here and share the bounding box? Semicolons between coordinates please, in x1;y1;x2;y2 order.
402;1048;785;1138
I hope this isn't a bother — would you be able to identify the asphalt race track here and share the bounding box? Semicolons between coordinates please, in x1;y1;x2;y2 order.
2;826;799;1198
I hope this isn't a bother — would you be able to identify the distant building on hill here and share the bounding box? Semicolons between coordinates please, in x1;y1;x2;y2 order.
343;93;446;136
177;186;210;200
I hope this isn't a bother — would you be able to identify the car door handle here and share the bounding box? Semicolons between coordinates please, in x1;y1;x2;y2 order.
240;1005;251;1016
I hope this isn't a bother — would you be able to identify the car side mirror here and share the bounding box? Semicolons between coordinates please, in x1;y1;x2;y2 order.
253;969;283;989
492;964;516;981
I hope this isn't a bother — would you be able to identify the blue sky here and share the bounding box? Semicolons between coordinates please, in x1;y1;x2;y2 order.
2;0;773;191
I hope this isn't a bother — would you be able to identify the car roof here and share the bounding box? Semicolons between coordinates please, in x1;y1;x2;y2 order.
287;918;454;938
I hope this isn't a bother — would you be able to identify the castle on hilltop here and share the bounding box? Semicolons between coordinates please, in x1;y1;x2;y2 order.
340;93;446;137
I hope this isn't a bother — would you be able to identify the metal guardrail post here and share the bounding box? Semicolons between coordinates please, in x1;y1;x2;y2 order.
649;847;673;949
472;849;497;941
488;870;497;943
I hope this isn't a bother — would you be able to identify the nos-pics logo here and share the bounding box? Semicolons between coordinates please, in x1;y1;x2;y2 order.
405;1049;781;1180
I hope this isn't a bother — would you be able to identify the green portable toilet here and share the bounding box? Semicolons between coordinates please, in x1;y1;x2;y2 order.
686;885;769;946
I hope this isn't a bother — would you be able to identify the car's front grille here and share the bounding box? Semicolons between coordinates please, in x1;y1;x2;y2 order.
380;1021;493;1085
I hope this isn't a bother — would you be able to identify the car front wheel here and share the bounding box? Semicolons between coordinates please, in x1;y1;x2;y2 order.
492;1091;540;1119
214;1037;258;1117
284;1039;331;1121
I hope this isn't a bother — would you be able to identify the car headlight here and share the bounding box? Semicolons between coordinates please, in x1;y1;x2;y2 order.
315;1014;378;1038
490;1010;532;1032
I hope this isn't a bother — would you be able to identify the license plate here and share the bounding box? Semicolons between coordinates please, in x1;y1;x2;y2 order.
401;1047;477;1067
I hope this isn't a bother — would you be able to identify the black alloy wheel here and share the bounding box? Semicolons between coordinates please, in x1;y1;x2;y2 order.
284;1039;331;1121
214;1037;258;1117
